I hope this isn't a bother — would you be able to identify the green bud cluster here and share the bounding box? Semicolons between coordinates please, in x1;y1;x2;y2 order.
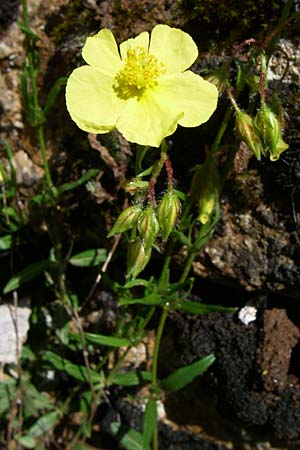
108;189;181;278
235;105;288;161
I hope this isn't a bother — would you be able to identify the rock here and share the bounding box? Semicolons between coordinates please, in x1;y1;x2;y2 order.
13;149;44;185
257;308;300;392
166;303;300;445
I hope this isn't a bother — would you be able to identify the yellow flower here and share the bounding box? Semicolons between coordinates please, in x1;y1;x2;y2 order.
66;25;218;147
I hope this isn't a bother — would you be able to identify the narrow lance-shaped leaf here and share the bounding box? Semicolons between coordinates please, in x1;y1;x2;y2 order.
69;331;130;348
111;370;151;387
57;169;100;195
3;139;17;185
119;293;163;307
142;399;157;449
111;422;148;450
43;77;67;116
20;66;32;111
161;354;215;391
18;22;40;40
26;410;61;438
69;248;107;267
17;435;36;449
3;260;52;294
42;351;100;383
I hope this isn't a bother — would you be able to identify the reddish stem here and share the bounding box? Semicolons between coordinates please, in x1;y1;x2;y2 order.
147;178;156;207
165;158;173;191
260;72;266;103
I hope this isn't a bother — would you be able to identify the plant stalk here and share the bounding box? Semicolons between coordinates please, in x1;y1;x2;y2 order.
151;306;168;450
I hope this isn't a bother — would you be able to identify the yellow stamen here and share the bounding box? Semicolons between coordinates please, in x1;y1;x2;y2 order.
114;46;166;99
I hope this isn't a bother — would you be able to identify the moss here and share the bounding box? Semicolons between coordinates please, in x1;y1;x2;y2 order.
45;0;99;46
177;0;284;51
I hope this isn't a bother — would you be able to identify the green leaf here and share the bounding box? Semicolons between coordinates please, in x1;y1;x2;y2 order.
26;410;61;437
22;379;53;416
0;377;17;414
43;77;67;116
29;193;46;206
119;293;163;307
17;436;36;449
81;421;92;439
178;301;237;315
172;229;190;246
135;145;151;174
161;354;215;392
57;169;100;195
18;21;40;40
2;206;18;220
157;268;169;292
79;390;93;414
43;351;100;384
111;422;147;450
174;189;186;201
0;234;13;250
142;399;157;449
21;346;36;362
69;331;130;348
69;248;107;267
3;260;51;294
20;66;31;110
2;139;17;185
123;278;150;289
112;370;151;387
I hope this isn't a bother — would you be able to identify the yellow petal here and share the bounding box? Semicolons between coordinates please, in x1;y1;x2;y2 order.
66;66;124;133
152;71;218;127
149;24;198;74
120;31;150;60
116;91;183;147
82;29;122;76
70;112;114;134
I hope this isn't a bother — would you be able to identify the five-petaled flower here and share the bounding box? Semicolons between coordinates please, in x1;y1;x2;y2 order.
66;25;218;147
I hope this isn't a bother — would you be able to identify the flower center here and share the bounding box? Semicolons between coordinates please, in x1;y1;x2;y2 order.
114;46;166;99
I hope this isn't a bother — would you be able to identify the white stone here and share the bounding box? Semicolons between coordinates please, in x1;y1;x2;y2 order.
238;306;257;325
0;302;31;365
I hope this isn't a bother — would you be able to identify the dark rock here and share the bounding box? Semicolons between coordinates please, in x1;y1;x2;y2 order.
0;0;20;30
165;304;300;445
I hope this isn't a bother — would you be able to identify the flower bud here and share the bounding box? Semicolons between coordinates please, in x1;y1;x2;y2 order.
127;238;151;279
157;191;181;241
205;69;227;94
107;204;142;237
254;105;280;154
235;111;264;160
137;206;159;249
197;160;220;225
